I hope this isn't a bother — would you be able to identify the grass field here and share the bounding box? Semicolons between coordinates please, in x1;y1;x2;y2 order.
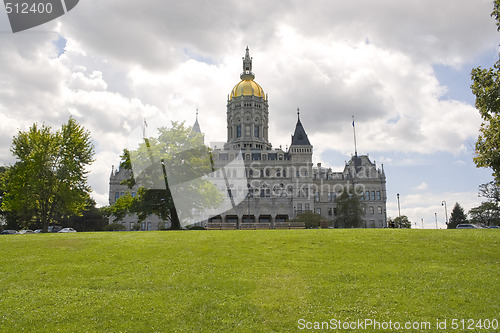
0;229;498;332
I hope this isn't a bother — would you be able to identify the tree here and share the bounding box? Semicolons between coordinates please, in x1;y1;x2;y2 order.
471;0;500;183
469;202;500;226
1;119;95;232
447;203;468;229
111;121;223;229
479;181;500;204
0;166;17;230
291;211;327;229
388;215;412;228
334;187;365;228
61;198;109;231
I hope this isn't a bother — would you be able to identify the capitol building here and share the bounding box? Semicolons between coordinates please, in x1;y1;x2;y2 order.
109;48;387;230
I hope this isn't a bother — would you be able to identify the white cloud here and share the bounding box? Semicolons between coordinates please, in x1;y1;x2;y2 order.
0;0;497;207
414;182;429;191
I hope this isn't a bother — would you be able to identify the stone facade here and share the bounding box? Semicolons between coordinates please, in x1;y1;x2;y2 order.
109;47;387;229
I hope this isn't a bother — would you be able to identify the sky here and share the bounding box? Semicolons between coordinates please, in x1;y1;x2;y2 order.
0;0;499;228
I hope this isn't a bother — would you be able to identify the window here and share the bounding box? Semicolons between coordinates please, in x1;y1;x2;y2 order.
305;203;310;211
237;125;242;138
254;125;259;138
376;191;381;200
115;192;119;201
365;191;370;201
297;204;302;213
314;192;320;202
316;208;321;215
276;168;281;177
328;208;333;216
369;206;374;214
378;206;383;214
132;192;136;197
371;191;376;201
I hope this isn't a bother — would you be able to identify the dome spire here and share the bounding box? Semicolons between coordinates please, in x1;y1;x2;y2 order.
240;46;255;80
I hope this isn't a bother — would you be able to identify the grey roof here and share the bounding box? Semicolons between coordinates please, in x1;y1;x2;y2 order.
192;118;201;134
291;117;311;146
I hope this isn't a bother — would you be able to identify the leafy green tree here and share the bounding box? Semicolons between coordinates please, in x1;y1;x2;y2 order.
447;203;468;229
388;215;412;228
334;187;365;228
1;119;95;232
0;166;16;229
61;198;108;231
479;181;500;203
291;211;327;229
471;0;500;183
469;201;500;226
111;121;223;229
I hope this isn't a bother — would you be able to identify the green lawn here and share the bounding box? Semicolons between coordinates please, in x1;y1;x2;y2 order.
0;229;498;332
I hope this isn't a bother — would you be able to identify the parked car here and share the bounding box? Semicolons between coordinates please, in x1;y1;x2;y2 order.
1;230;19;234
58;228;77;233
48;226;63;233
456;224;481;229
34;229;42;233
19;230;34;234
488;225;499;229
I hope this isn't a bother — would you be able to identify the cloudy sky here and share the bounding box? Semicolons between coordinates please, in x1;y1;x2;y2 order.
0;0;498;228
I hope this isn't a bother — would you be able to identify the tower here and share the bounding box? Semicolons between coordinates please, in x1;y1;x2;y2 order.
289;108;313;214
225;47;271;150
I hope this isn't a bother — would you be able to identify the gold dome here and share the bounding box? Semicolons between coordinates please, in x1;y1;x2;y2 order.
230;79;265;100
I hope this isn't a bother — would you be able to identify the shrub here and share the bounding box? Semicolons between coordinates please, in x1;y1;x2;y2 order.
103;223;126;231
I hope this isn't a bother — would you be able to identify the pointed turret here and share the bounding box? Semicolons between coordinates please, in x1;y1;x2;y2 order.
291;108;311;146
192;108;202;134
190;108;205;144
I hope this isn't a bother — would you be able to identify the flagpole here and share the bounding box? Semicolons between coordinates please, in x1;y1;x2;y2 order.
352;116;358;156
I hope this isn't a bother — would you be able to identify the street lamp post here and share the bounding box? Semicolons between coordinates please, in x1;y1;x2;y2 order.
435;212;438;229
441;201;448;227
421;218;424;229
397;193;401;228
397;193;401;218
